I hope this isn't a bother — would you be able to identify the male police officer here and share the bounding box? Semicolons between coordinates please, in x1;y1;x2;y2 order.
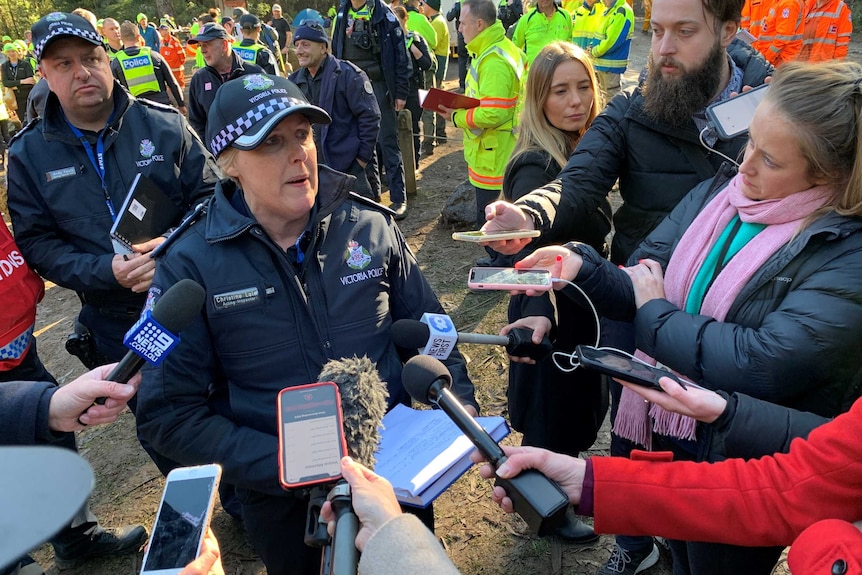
7;12;218;369
110;22;186;112
332;0;411;218
235;13;280;75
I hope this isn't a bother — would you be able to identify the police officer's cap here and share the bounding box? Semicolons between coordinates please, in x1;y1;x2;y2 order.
206;74;331;157
31;12;104;61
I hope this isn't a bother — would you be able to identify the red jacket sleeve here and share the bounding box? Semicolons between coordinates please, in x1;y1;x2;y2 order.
590;397;862;547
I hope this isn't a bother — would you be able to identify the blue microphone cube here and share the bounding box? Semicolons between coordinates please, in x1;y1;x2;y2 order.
123;310;180;365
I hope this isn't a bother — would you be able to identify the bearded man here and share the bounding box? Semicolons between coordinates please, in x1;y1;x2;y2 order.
474;0;772;572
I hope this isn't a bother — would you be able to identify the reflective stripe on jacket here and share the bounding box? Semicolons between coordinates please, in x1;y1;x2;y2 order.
571;1;604;49
115;48;160;96
591;0;633;73
454;21;525;190
511;7;573;64
752;0;804;65
798;0;852;61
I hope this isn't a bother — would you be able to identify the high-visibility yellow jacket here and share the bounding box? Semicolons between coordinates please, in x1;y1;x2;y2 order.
591;0;634;73
741;0;773;32
453;21;525;191
571;0;604;49
798;0;852;61
752;0;804;65
511;6;573;65
115;47;160;96
407;8;438;49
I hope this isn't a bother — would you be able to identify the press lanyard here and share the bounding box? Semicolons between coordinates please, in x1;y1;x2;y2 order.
63;109;118;221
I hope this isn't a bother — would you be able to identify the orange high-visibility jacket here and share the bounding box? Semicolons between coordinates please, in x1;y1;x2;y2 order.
797;0;852;62
752;0;805;65
741;0;773;31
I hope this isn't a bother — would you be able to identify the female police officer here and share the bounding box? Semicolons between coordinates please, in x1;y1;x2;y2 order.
135;74;477;575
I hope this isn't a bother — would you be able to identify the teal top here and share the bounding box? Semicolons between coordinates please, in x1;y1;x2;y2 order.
685;215;766;314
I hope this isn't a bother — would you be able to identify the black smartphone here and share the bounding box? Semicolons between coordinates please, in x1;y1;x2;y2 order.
575;346;688;391
277;382;347;490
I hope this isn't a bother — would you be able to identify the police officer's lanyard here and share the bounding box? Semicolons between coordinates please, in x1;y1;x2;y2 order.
63;108;118;221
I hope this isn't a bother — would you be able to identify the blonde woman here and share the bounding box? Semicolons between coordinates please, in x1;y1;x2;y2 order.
501;41;611;543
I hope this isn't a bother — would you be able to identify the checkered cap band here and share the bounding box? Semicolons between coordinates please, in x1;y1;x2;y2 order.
210;96;307;156
35;25;103;60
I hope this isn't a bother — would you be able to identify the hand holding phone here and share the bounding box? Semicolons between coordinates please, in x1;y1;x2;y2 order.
467;267;553;291
452;229;541;243
575;346;693;391
141;464;221;575
278;382;347;490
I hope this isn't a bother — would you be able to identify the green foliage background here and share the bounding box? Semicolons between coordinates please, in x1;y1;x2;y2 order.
0;0;338;41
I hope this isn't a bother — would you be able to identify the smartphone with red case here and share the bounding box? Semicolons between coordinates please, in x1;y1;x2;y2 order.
277;382;347;490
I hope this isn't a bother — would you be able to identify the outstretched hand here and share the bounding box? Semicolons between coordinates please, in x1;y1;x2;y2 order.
619;377;728;424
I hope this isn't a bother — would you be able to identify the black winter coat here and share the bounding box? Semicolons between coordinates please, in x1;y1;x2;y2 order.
567;166;862;419
517;39;773;264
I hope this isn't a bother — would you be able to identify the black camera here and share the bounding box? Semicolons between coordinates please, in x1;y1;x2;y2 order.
351;19;374;50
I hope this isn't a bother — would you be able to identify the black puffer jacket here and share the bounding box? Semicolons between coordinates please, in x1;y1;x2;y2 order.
567;166;862;419
517;39;773;264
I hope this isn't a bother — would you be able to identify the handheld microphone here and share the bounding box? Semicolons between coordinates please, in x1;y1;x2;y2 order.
94;279;205;404
392;318;554;362
311;357;389;575
401;355;568;536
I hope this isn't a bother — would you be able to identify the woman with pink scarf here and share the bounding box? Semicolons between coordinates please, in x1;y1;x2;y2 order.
513;60;862;575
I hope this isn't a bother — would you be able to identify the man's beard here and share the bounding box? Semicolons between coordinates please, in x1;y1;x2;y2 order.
641;39;725;128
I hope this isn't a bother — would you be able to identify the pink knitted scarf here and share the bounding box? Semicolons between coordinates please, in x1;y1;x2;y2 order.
613;174;834;448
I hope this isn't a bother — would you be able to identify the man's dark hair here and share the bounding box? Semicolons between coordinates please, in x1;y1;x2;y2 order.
463;0;497;24
704;0;745;25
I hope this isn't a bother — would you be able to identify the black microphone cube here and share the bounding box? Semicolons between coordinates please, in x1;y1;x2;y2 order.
506;328;554;362
494;469;569;536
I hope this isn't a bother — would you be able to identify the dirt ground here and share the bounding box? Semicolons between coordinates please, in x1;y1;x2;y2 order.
8;18;862;575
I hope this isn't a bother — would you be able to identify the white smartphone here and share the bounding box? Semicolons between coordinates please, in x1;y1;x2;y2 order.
467;267;553;291
452;229;541;243
706;84;769;140
140;464;222;575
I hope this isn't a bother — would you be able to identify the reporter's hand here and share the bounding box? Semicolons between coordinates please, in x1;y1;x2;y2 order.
501;316;552;364
51;365;141;431
620;258;665;308
178;529;224;575
619;377;727;424
395;98;406;112
469;445;586;509
480;202;534;254
321;457;403;552
514;246;582;294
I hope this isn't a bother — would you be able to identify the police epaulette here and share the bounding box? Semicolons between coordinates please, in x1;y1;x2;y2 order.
150;200;210;259
136;97;179;113
348;191;397;216
7;116;40;146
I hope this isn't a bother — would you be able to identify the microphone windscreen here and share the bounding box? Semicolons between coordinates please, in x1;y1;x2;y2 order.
318;356;388;470
401;355;452;405
151;279;206;334
390;319;431;349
